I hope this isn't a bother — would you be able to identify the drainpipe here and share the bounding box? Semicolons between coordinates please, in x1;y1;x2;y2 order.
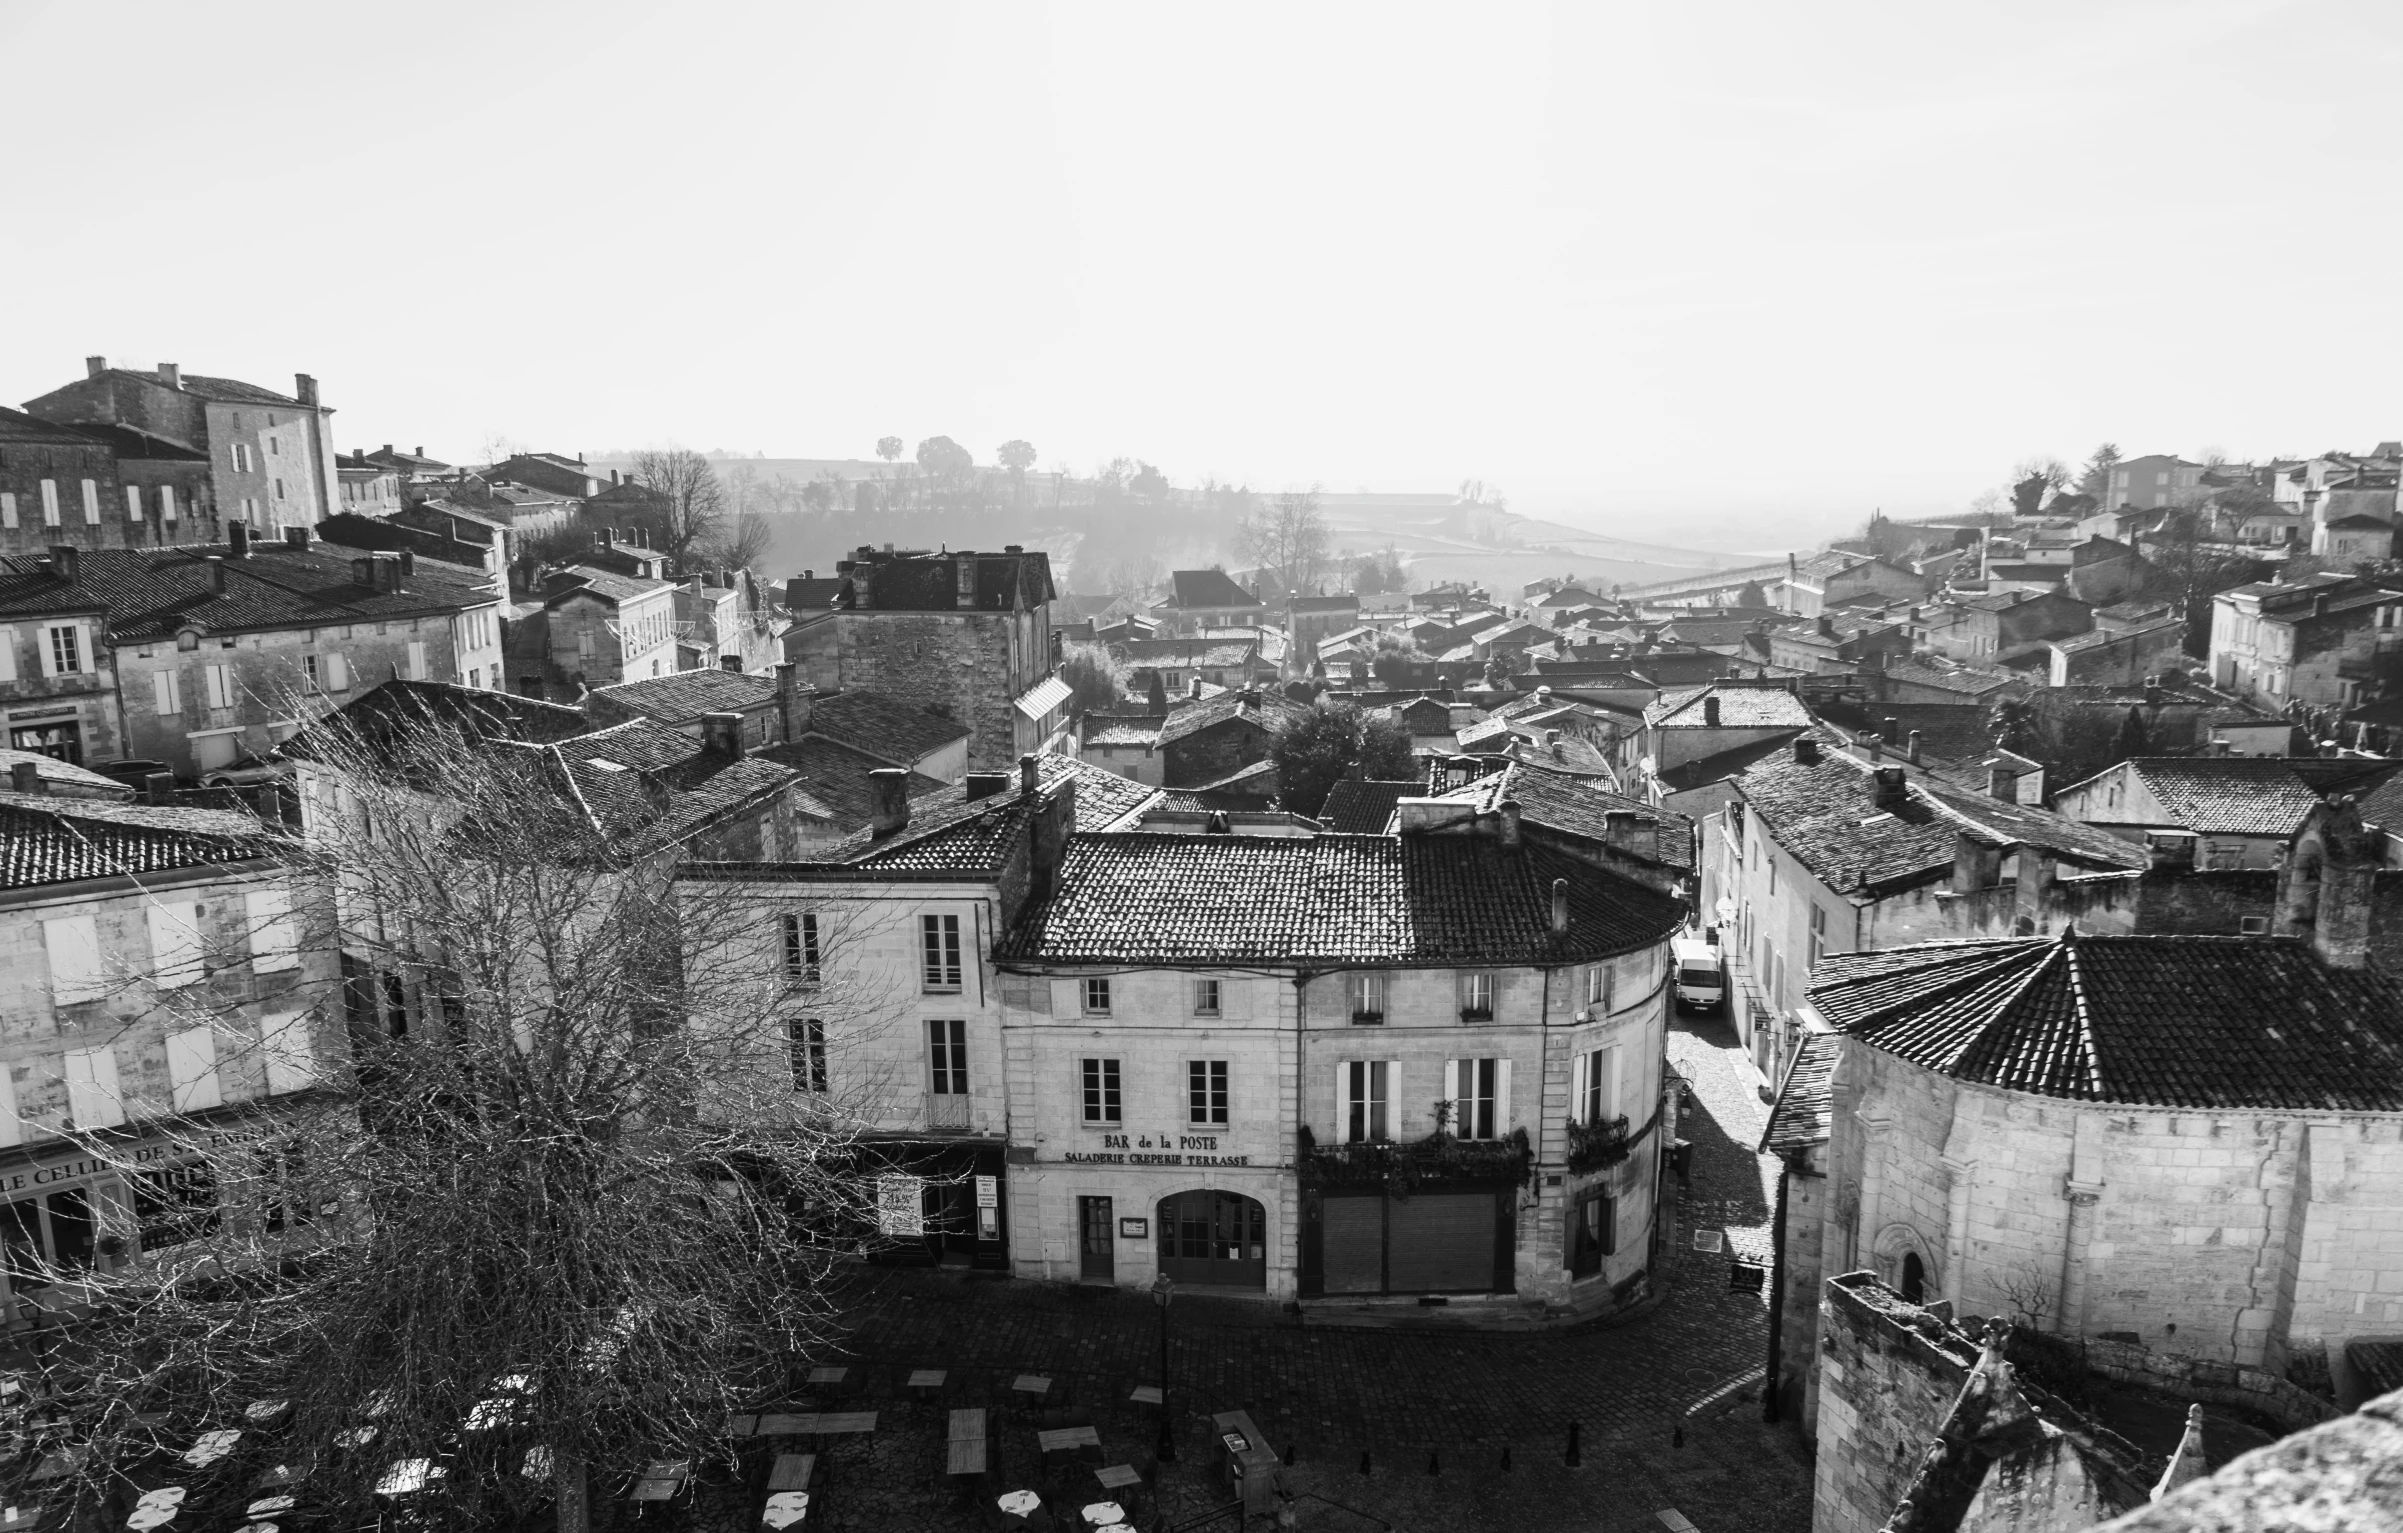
1764;1158;1790;1424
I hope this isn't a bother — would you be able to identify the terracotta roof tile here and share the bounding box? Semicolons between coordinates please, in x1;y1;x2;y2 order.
0;792;272;890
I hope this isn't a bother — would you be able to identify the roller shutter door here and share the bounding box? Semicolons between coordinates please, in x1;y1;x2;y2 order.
1386;1192;1497;1293
1320;1196;1384;1295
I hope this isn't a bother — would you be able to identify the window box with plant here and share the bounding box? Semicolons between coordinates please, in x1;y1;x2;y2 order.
1297;1122;1532;1198
1565;1113;1632;1174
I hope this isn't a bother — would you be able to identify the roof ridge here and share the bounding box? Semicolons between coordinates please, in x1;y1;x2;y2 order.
1833;943;2052;1051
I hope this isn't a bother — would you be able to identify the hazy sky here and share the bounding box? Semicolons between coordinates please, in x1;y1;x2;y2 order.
5;0;2399;536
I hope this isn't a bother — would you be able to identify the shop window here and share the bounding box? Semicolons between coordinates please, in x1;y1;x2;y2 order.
1082;977;1112;1016
789;1018;827;1093
1348;972;1385;1023
1187;1060;1229;1125
133;1164;220;1252
260;1139;322;1234
12;719;82;766
782;912;821;985
1191;979;1220;1017
920;914;963;993
1081;1058;1121;1124
1570;1189;1614;1277
1343;1060;1389;1143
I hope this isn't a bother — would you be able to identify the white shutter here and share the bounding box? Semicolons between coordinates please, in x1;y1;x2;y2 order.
160;484;177;522
80;479;99;523
0;1068;21;1148
326;652;349;691
166;1028;222;1112
43;914;103;1005
260;1013;315;1094
1570;1052;1589;1127
1496;1058;1512;1134
39;480;59;526
206;664;234;709
1383;1057;1401;1138
0;630;15;684
1602;1045;1622;1121
245;888;298;972
407;641;427;680
0;492;15;528
1442;1058;1459;1134
153;669;180;716
126;485;144;522
66;1046;123;1128
147;900;205;988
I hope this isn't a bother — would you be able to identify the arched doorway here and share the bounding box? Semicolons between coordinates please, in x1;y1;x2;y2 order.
1157;1190;1267;1289
1901;1251;1926;1305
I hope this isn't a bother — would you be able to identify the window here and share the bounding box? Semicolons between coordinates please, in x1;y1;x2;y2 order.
1348;972;1385;1022
0;634;17;683
1584;962;1612;1011
205;663;235;710
232;443;251;473
1081;1058;1121;1124
1192;979;1220;1017
273;478;286;502
789;1017;827;1093
1188;1060;1229;1125
125;485;143;522
246;888;298;972
39;479;59;527
1572;1045;1618;1126
79;479;99;524
1082;977;1112;1015
1343;1059;1390;1143
781;912;820;985
927;1019;968;1096
1771;950;1787;1014
920;914;963;992
147;900;205;988
301;653;320;691
1808;905;1827;969
43;914;103;1005
166;1028;222;1113
1570;1189;1615;1277
1447;1057;1504;1139
2239;915;2270;936
1458;971;1497;1019
267;435;280;458
45;624;83;676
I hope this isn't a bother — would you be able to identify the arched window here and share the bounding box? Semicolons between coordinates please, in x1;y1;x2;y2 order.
1901;1251;1926;1304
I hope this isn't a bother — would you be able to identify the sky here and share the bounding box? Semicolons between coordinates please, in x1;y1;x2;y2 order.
4;0;2400;545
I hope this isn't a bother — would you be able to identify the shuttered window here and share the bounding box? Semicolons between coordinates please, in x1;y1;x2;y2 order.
152;669;181;716
44;914;104;1005
125;484;144;521
789;1018;827;1092
246;888;298;972
166;1028;222;1112
147;900;205;988
205;664;235;710
260;1012;315;1094
1443;1057;1509;1140
79;478;99;523
65;1045;124;1128
1343;1059;1393;1143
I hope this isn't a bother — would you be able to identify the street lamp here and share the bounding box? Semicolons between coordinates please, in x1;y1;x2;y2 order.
1152;1272;1177;1462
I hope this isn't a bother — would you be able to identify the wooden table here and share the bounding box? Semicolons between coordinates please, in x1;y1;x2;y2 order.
945;1408;987;1478
1126;1386;1162;1407
804;1366;847;1388
756;1413;814;1437
766;1453;816;1492
1037;1425;1100;1459
725;1413;760;1438
905;1369;946;1393
631;1459;690;1502
1094;1464;1142;1491
1010;1375;1052;1403
806;1412;877;1436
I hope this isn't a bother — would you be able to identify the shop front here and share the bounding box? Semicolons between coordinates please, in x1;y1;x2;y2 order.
1009;1150;1294;1300
1297;1130;1531;1298
856;1139;1010;1271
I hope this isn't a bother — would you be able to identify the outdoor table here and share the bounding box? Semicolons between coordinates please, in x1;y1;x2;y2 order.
1094;1465;1141;1491
1037;1426;1100;1462
766;1454;815;1493
996;1489;1047;1529
373;1458;443;1498
125;1486;185;1530
243;1495;297;1518
807;1412;876;1436
906;1369;946;1396
725;1414;760;1438
760;1490;809;1529
757;1414;813;1438
253;1464;305;1491
1079;1501;1125;1531
1010;1376;1052;1405
804;1367;847;1391
631;1459;690;1501
1126;1386;1161;1407
181;1429;241;1469
243;1400;288;1426
946;1409;988;1478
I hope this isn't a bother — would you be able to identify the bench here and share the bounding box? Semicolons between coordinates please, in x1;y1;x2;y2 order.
946;1408;988;1478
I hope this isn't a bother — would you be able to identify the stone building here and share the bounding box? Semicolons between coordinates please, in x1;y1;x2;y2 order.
516;563;680;697
2046;617;2185;688
1152;568;1265;635
1923;588;2094;665
2209;571;2403;710
2050;756;2400;871
1156;687;1307;789
0;407;216;556
782;546;1067;770
1772;551;1928;617
22;359;338;535
1773;829;2403;1437
0;783;341;1329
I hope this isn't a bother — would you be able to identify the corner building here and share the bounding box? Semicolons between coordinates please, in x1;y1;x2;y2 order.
994;800;1686;1313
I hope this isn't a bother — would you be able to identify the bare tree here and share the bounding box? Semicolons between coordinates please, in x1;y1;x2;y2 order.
628;447;727;576
698;504;775;576
1235;486;1331;602
21;698;880;1533
1996;1261;2056;1333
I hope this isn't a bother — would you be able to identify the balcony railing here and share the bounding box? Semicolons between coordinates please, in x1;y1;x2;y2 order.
1297;1124;1531;1196
924;1092;971;1131
1566;1114;1632;1174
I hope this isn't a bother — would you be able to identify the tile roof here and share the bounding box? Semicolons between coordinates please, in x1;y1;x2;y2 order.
1081;717;1163;749
1432;758;1693;871
546;566;674;607
1876;662;2019;697
1735;734;2147;896
1644;685;1814;729
1156;689;1309;748
553;717;707;772
751;736;944;823
1060;759;1163;830
0;544;500;641
277;679;591;762
1761;1033;1838;1153
999;832;1686;966
2114;758;2329;836
0;749;130;796
1163;569;1261;609
1808;932;2403;1110
0;791;274;891
590;668;777;722
842;549;1055;612
1118;638;1263;670
806;689;972;764
176;373;304;407
821;756;1083;870
1318;778;1419;834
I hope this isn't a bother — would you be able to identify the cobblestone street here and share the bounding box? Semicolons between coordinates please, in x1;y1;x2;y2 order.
644;1010;1812;1533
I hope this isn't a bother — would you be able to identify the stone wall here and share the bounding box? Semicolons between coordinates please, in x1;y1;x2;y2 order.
1814;1271;1984;1533
1164;718;1272;787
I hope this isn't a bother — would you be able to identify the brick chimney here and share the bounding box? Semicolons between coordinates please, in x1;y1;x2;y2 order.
156;363;181;390
1870;765;1908;811
867;768;910;836
85;356;105;379
10;761;43;794
774;663;810;741
294;374;318;407
228;521;251;560
1702;693;1719;727
701;711;744;757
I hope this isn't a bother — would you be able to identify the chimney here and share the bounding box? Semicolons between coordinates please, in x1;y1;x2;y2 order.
9;761;43;794
700;710;744;758
1990;760;2025;801
774;662;810;741
867;768;910;836
1498;798;1524;849
414;446;423;458
286;526;311;550
1882;716;1898;744
1702;693;1720;727
2314;592;2330;620
1188;677;1203;700
964;771;1010;801
611;470;621;486
383;443;395;456
85;356;105;379
1953;831;2003;893
1550;876;1569;935
396;550;414;585
207;555;227;595
1793;737;1820;765
156;362;181;390
719;654;742;672
1818;614;1835;637
46;545;79;585
1871;765;1908;811
2014;848;2057;925
600;528;615;548
294;374;318;408
228;521;251;559
1019;752;1040;797
1906;729;1922;764
1864;731;1882;763
1005;544;1023;554
145;772;176;806
955;553;978;609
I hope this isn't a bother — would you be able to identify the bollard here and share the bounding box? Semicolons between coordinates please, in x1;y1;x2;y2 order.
1428;1449;1440;1476
1674;1422;1686;1449
1359;1450;1372;1476
1566;1420;1583;1469
1287;1441;1298;1465
1500;1444;1512;1472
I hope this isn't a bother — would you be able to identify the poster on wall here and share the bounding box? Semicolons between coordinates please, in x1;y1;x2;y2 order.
877;1174;924;1237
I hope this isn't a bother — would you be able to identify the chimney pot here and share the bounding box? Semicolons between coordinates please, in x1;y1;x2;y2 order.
1019;752;1040;797
207;555;227;595
1883;715;1899;743
156;362;181;389
145;771;176;806
1907;728;1922;763
1702;693;1720;727
9;761;42;795
867;769;910;835
228;521;251;560
1872;765;1909;811
701;710;744;758
85;355;105;379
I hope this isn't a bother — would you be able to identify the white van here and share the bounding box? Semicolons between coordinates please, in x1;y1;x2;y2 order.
1672;937;1726;1013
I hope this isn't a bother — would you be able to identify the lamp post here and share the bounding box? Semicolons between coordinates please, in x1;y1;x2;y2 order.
1152;1272;1177;1462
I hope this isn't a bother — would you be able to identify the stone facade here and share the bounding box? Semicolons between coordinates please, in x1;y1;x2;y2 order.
2209;574;2403;711
0;411;218;556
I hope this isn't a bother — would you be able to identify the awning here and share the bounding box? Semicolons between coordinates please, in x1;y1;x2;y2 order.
1014;676;1074;721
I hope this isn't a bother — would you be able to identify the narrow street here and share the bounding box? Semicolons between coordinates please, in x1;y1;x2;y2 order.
719;1010;1813;1533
